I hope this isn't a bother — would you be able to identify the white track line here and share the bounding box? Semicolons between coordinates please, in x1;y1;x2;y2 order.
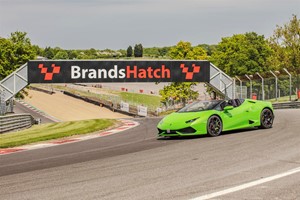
191;167;300;200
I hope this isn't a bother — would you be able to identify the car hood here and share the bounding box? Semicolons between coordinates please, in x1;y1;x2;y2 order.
158;111;211;130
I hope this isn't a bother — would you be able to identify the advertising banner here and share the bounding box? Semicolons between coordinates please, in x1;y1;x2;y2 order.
137;105;147;117
27;60;210;83
120;101;129;113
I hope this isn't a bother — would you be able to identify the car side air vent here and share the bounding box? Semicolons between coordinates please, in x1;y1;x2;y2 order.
249;120;255;124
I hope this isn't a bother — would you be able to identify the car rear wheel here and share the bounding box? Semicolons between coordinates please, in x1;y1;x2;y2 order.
260;108;274;129
207;115;222;137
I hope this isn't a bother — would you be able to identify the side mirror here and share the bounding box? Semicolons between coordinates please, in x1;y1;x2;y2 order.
224;105;234;111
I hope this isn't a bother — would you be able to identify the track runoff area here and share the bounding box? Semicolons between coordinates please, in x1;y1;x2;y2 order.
1;60;300;199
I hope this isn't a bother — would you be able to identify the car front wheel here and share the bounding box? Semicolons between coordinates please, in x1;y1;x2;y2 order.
207;115;222;137
260;108;274;129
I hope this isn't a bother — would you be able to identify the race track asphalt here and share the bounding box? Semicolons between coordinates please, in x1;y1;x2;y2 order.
13;101;56;123
1;109;300;200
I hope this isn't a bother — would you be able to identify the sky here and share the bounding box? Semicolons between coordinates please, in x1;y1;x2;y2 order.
0;0;299;50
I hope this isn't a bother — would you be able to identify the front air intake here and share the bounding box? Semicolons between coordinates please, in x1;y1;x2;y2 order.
178;127;196;134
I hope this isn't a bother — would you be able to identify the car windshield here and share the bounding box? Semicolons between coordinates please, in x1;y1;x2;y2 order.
178;101;221;113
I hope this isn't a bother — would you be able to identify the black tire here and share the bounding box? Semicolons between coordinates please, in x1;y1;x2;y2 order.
207;115;222;137
259;108;274;129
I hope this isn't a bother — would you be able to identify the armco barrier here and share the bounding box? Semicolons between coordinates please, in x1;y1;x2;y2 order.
0;114;34;134
30;86;55;95
272;101;300;109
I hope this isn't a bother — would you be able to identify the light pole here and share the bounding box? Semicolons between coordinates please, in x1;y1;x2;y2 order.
256;72;264;101
235;76;242;99
270;70;278;101
245;75;252;99
283;68;292;101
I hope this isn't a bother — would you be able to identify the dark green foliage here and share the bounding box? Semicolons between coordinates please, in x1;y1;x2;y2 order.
158;47;170;57
196;44;217;56
143;47;159;57
67;50;78;59
43;47;54;59
211;32;273;76
269;14;300;88
134;44;143;57
159;41;208;105
126;46;133;57
168;41;208;60
32;45;43;56
159;82;198;105
0;31;36;80
143;46;171;58
53;50;69;59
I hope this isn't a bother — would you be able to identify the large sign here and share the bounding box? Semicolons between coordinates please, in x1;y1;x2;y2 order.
27;60;210;83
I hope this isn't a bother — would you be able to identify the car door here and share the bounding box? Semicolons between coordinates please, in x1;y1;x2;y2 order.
221;100;249;131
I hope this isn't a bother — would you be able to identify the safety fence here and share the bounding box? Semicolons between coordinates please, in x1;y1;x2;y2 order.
0;114;34;134
235;74;299;101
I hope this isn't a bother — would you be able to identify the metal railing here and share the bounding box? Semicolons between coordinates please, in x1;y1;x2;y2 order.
0;114;34;134
272;101;300;109
208;63;234;99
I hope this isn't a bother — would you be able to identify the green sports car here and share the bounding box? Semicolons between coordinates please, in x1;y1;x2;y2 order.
157;99;274;137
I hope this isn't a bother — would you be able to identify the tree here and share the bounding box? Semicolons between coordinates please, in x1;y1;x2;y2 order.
269;14;300;87
143;47;159;57
0;37;13;79
32;45;43;56
53;50;69;59
126;46;133;57
168;41;191;59
196;44;217;56
134;44;143;57
211;32;273;76
159;41;207;105
0;31;36;80
0;31;36;99
43;46;55;59
168;41;208;60
67;50;79;59
158;47;170;57
160;82;198;106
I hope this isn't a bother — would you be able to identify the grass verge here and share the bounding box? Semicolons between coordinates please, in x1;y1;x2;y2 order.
268;95;297;102
0;119;116;148
119;92;160;108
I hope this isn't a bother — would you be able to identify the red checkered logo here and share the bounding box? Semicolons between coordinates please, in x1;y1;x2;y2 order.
180;64;201;80
38;64;61;80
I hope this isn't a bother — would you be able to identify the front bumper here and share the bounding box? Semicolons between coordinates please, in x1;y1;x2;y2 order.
157;126;207;137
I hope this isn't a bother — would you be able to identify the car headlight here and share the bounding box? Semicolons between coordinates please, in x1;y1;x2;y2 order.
185;117;199;124
159;118;165;125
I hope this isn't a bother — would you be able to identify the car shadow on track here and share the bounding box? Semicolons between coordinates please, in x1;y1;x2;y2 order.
157;127;259;141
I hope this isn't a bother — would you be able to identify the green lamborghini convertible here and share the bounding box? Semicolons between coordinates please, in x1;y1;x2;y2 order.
157;99;274;137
